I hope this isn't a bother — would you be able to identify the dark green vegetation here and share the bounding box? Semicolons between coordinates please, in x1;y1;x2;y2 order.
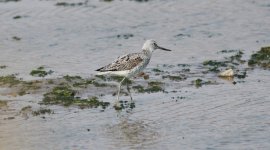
55;2;84;7
116;34;134;39
0;65;7;69
0;0;20;2
0;75;41;95
32;108;54;116
94;75;132;86
162;75;186;81
41;85;110;109
30;66;53;77
20;106;53;118
13;15;21;19
12;36;21;41
0;75;21;87
0;100;8;108
203;60;229;72
248;46;270;68
192;79;213;88
132;81;164;93
63;75;94;87
203;50;244;72
21;105;32;112
113;100;135;111
228;50;245;63
18;80;42;96
152;68;163;72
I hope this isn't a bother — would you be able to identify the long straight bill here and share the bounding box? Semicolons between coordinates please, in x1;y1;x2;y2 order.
157;46;172;51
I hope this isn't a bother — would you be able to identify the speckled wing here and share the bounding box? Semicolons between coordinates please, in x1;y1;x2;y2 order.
96;53;144;72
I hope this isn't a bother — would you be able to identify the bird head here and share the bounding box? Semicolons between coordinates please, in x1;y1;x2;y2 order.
142;39;172;53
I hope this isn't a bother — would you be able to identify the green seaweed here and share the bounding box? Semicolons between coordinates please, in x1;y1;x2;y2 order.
42;85;76;106
47;79;54;84
30;67;53;77
21;105;31;111
0;100;8;108
55;2;84;6
41;85;110;109
92;81;108;87
32;108;53;116
63;75;93;87
192;78;212;88
1;0;20;2
235;71;247;79
18;80;42;96
132;81;164;93
148;81;163;86
248;46;270;68
0;65;7;69
13;15;21;19
177;64;191;67
0;75;21;86
95;75;106;80
144;85;163;93
132;85;145;93
203;60;227;67
116;34;134;39
229;50;244;62
113;100;135;111
219;49;238;53
203;60;228;72
73;79;93;87
152;68;163;72
162;75;186;81
12;36;21;41
63;75;82;82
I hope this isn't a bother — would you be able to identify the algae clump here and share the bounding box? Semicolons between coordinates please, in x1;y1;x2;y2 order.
41;85;110;109
30;66;53;77
132;81;164;93
0;75;21;87
248;46;270;68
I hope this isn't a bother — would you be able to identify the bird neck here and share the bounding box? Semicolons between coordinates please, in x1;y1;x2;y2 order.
142;49;153;57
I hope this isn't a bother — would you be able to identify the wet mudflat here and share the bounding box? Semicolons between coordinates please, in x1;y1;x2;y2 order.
1;0;270;149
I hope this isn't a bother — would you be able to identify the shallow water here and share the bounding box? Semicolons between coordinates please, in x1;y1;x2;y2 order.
1;0;270;149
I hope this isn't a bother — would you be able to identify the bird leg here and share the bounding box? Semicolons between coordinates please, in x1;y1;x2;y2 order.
126;81;133;101
116;77;126;102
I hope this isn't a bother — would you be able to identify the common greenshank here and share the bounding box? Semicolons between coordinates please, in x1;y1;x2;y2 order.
96;39;172;102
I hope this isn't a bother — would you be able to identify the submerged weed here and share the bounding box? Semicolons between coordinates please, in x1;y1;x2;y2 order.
32;108;53;116
55;2;84;6
162;75;186;81
0;75;21;86
63;75;82;82
95;75;106;81
113;100;135;111
192;78;212;88
42;85;76;106
41;85;110;109
132;81;164;93
152;68;163;72
30;66;53;77
248;46;270;68
0;100;8;108
0;65;7;69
